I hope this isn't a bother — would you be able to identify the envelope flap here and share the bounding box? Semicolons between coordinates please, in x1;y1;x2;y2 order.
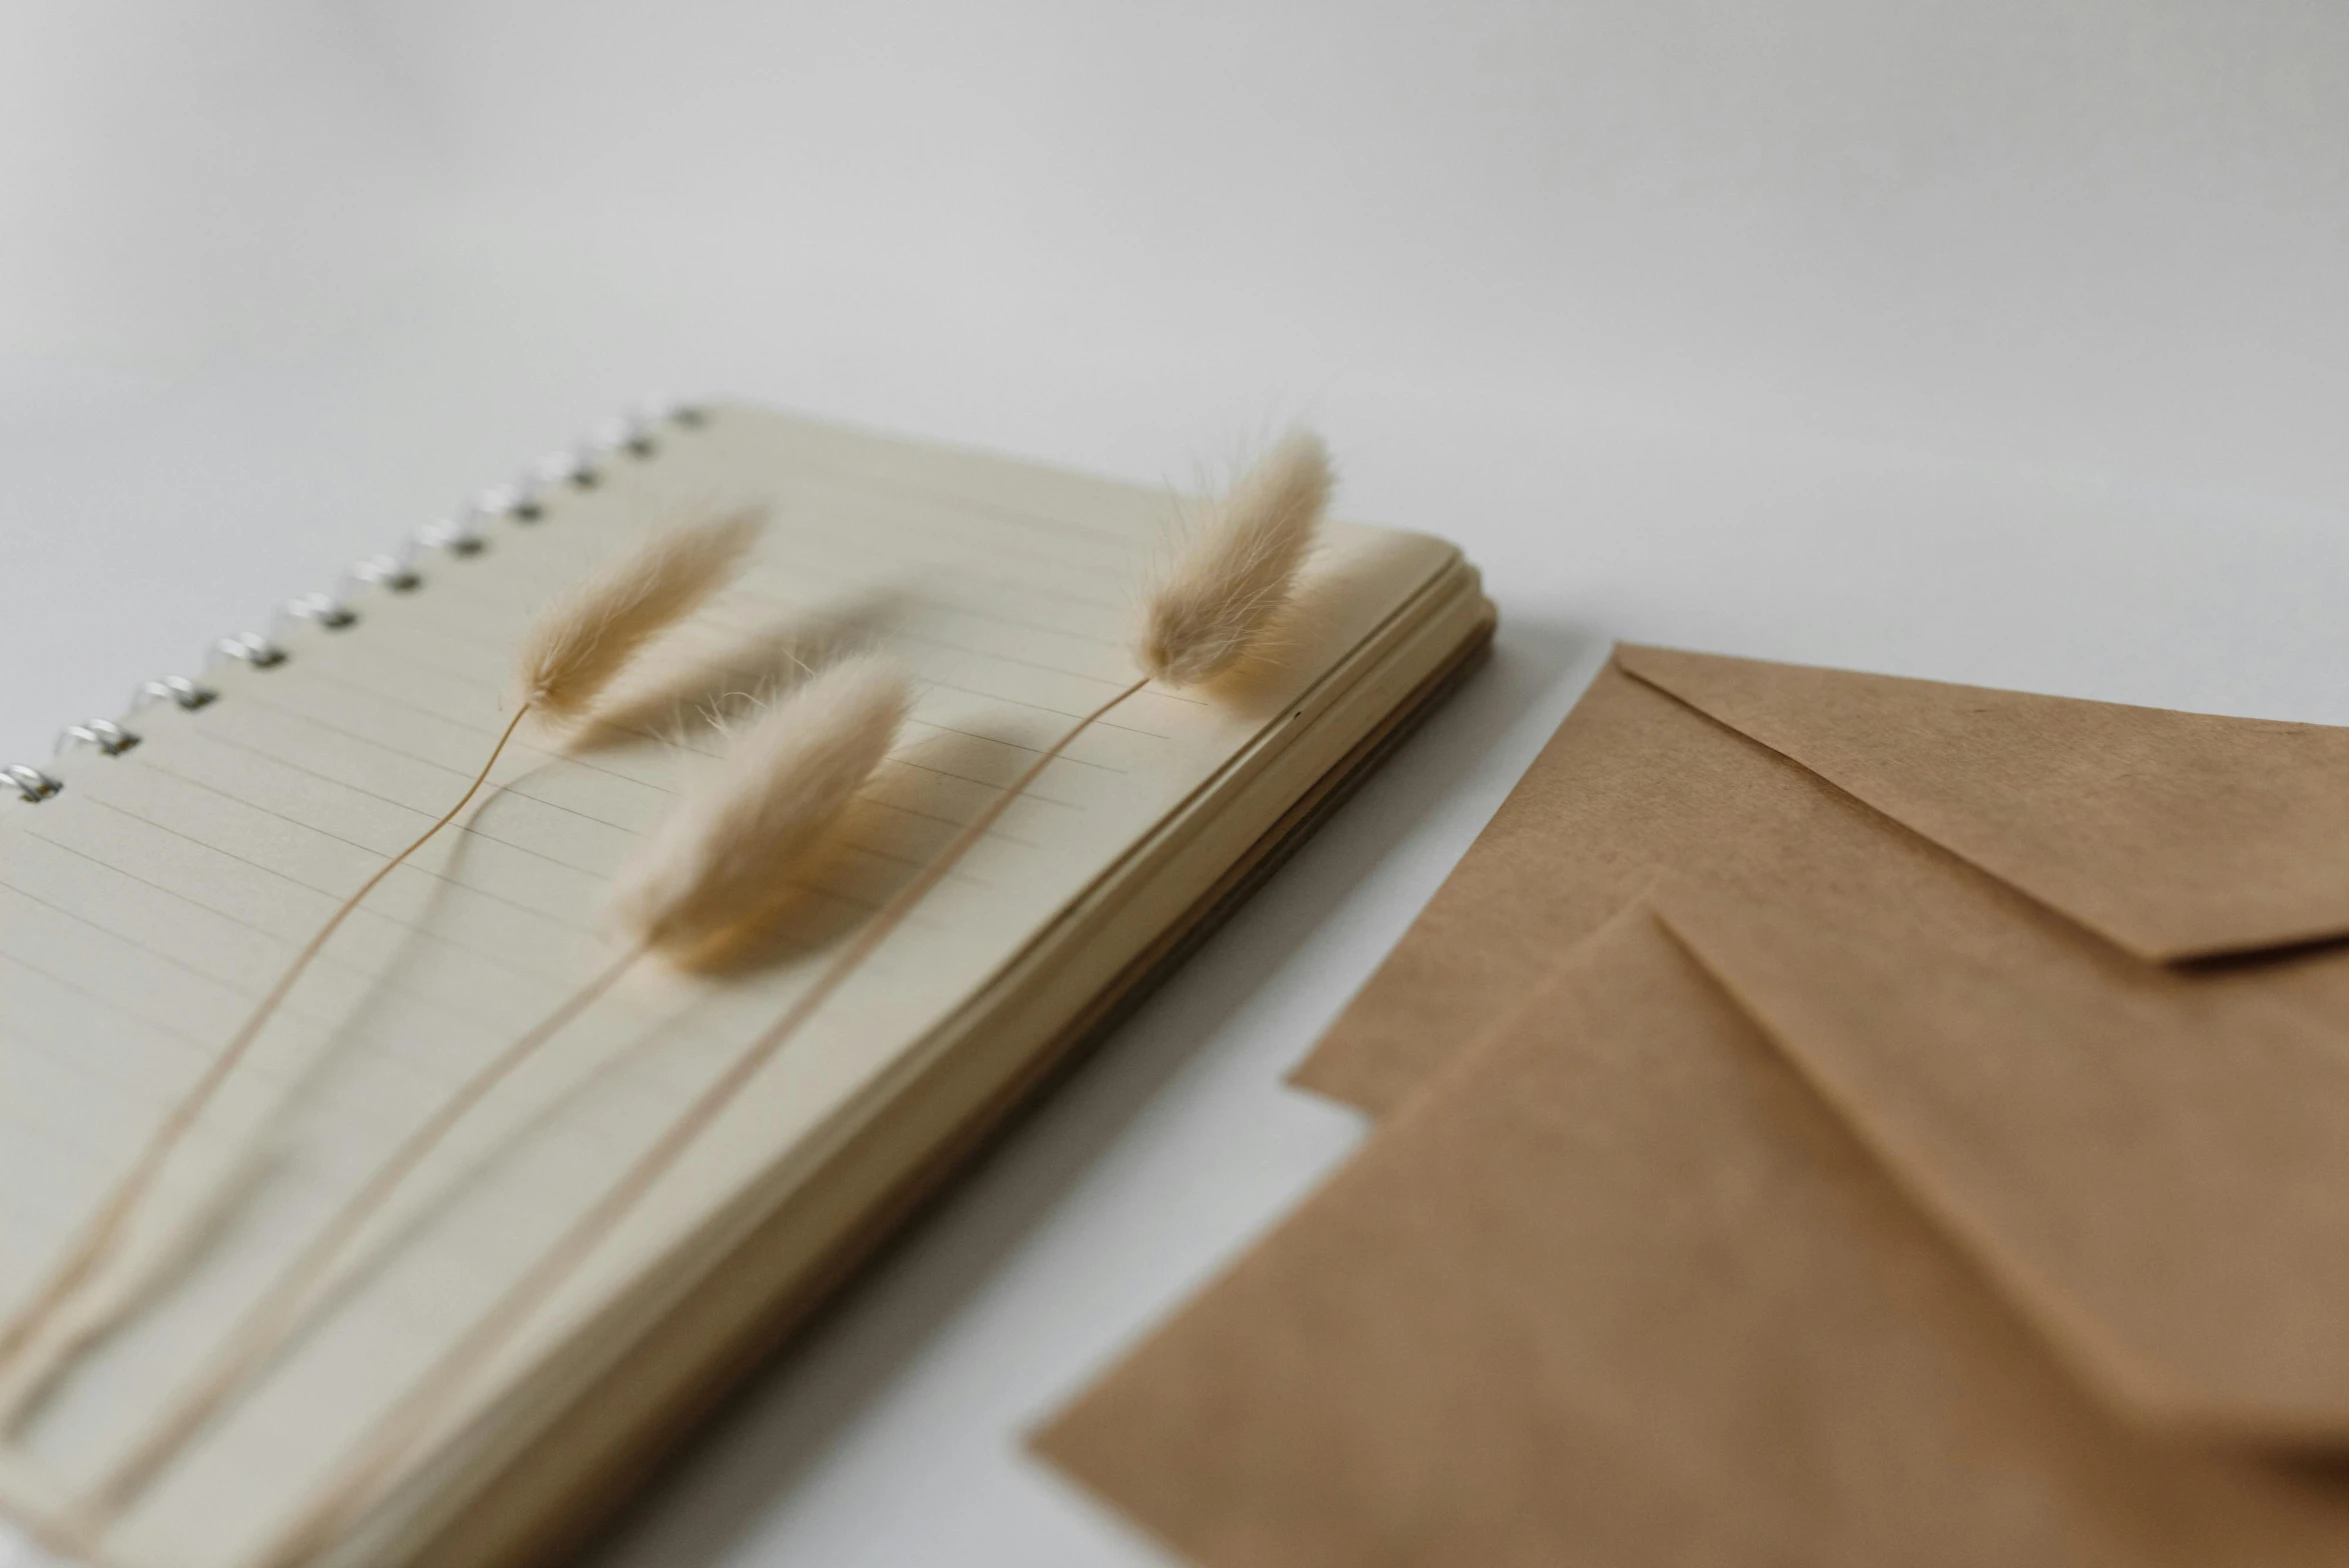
1616;643;2349;962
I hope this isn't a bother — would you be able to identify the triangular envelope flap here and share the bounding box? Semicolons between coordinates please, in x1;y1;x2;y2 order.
1616;644;2349;964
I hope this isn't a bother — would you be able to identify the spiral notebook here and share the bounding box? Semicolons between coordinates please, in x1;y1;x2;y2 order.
0;402;1493;1568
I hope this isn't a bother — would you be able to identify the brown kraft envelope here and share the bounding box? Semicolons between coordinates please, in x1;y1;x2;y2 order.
1299;647;2349;1445
1037;908;2349;1568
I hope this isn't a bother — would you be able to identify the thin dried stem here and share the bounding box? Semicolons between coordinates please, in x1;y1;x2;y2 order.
89;658;905;1522
231;437;1335;1564
0;1143;274;1438
250;675;1148;1568
92;658;901;1513
0;512;760;1403
88;942;646;1515
0;705;533;1377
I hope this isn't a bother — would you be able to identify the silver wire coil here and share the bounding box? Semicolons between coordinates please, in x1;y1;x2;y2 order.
132;675;217;712
4;764;62;803
2;400;702;803
56;720;139;758
280;592;358;631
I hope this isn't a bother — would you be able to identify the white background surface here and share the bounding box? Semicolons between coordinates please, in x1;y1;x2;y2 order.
6;3;2349;1563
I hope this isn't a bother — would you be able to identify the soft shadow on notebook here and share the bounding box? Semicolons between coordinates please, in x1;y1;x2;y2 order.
78;771;971;1425
6;950;709;1456
568;588;915;754
1189;530;1479;720
574;618;1586;1568
676;789;958;976
177;1002;709;1415
2;620;942;1435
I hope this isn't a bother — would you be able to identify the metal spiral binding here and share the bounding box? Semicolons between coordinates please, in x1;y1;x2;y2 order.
3;399;701;806
57;720;138;757
4;766;61;804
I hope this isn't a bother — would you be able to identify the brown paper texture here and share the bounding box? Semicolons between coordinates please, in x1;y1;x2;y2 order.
1039;909;2349;1567
1301;650;2349;1442
1619;644;2349;963
1297;655;1843;1113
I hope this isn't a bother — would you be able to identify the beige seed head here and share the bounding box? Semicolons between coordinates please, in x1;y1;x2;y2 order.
608;655;911;951
517;507;765;721
1135;431;1332;689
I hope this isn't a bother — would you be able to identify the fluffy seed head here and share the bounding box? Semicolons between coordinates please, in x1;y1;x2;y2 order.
1135;432;1332;689
517;508;764;720
608;655;911;951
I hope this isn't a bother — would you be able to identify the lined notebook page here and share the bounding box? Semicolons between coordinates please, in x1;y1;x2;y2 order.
0;406;1457;1568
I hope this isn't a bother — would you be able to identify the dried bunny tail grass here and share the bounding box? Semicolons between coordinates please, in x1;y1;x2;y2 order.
253;669;1145;1568
0;509;765;1398
242;442;1345;1568
0;701;538;1381
519;506;764;719
1135;430;1332;689
609;655;911;951
85;658;906;1521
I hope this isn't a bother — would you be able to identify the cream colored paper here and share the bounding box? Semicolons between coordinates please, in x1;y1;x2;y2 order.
0;405;1479;1567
